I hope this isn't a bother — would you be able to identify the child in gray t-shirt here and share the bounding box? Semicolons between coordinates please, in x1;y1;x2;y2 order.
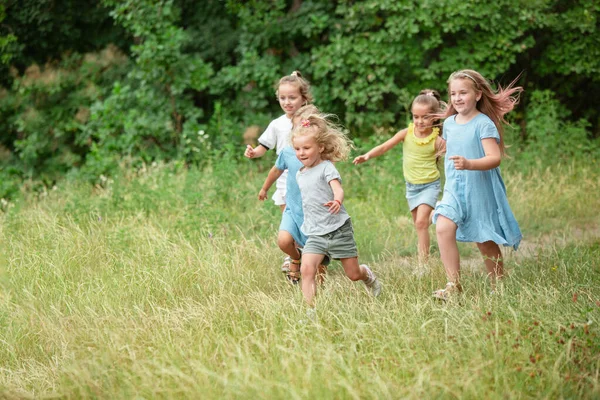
292;112;382;307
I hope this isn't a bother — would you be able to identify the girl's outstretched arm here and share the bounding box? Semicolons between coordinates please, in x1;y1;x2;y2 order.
245;144;268;159
258;166;284;200
324;179;344;214
449;138;501;171
353;128;408;164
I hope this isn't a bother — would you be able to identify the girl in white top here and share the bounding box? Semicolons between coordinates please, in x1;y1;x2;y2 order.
244;71;313;211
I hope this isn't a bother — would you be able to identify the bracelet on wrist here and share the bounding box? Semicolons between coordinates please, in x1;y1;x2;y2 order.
334;199;341;206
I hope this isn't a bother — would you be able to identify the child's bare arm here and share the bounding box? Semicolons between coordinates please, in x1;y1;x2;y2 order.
449;138;501;171
245;144;268;159
324;179;344;214
353;128;408;164
258;166;284;200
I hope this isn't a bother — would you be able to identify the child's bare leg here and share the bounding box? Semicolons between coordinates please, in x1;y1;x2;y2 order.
476;241;503;282
279;204;286;213
300;253;325;306
340;258;381;296
340;257;367;281
435;215;460;284
411;204;434;263
277;231;301;260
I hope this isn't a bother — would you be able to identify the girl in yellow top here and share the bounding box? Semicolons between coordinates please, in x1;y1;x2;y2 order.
353;89;446;263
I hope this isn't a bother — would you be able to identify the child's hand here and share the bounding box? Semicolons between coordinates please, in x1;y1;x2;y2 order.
244;145;256;158
324;200;341;214
449;155;471;170
352;154;370;165
258;189;268;201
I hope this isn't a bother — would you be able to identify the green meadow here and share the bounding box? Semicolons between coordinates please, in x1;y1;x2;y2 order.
0;157;599;399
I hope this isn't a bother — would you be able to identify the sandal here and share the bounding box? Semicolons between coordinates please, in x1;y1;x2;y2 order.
432;282;462;301
286;259;301;285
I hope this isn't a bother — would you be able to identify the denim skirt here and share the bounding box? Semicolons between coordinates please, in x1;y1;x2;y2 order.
405;179;441;211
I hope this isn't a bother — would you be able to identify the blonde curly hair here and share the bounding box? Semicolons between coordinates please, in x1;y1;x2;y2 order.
291;113;354;162
292;104;319;128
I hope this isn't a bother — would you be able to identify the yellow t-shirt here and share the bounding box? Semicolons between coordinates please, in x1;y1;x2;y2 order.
402;123;440;184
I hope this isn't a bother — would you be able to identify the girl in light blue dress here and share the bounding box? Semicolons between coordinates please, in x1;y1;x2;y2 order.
258;105;321;284
432;69;523;300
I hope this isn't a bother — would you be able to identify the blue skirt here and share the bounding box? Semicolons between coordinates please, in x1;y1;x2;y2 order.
405;179;441;211
279;208;307;247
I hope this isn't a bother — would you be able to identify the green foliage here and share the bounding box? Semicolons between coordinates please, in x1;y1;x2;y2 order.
504;90;600;172
535;0;600;77
81;0;214;177
0;4;17;65
0;0;128;87
0;0;599;195
0;47;130;188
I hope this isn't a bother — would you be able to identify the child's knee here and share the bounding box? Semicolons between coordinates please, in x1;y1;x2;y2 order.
435;218;454;238
415;218;430;231
435;224;450;238
300;263;317;277
277;232;294;250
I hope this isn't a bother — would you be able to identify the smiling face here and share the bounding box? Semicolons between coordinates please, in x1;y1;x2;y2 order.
411;102;434;135
293;133;323;168
278;83;305;118
449;78;481;118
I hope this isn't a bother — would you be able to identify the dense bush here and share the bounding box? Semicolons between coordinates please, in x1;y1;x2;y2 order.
0;0;599;198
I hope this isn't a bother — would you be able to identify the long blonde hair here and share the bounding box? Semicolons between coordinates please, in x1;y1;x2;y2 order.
291;113;353;162
444;69;523;155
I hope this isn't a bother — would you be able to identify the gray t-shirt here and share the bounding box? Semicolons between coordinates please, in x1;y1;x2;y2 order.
297;160;350;236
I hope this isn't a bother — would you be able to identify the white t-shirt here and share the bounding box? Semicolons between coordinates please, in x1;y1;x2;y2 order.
258;114;293;154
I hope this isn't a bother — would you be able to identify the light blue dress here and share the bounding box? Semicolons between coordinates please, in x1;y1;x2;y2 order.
433;113;521;250
275;146;307;247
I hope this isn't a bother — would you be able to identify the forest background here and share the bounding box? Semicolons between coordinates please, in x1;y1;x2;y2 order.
0;0;599;198
1;1;600;398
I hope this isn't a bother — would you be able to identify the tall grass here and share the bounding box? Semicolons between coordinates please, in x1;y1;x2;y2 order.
0;158;599;399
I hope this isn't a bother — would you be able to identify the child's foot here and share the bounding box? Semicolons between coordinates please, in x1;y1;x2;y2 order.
286;259;301;285
362;264;382;297
432;282;462;301
286;270;301;285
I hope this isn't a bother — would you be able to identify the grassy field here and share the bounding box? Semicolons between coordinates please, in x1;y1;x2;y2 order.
0;157;599;399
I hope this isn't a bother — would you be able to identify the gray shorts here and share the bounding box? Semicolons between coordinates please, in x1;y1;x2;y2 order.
303;218;358;262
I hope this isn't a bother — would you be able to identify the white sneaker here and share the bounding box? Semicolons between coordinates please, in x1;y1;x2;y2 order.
362;264;382;297
366;277;382;297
